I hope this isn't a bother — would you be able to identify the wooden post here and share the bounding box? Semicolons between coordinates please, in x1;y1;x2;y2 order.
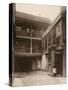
30;27;32;54
44;38;45;52
31;38;32;54
51;48;55;68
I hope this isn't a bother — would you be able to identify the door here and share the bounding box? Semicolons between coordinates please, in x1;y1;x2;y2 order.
55;53;63;75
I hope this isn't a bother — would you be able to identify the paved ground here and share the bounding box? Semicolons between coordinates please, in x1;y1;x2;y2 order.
12;71;66;87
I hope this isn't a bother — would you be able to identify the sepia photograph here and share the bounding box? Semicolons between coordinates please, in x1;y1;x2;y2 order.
9;3;66;86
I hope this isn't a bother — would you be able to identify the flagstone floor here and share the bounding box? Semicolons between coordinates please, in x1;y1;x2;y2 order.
12;71;66;87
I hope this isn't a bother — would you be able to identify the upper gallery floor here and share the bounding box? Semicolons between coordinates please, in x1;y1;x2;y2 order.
16;11;51;39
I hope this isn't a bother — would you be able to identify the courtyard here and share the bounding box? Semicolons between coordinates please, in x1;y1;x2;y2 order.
12;71;66;87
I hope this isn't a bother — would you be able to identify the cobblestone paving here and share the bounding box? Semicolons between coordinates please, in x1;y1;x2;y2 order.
12;71;66;87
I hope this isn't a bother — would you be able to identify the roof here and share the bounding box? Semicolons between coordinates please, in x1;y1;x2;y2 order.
16;11;51;25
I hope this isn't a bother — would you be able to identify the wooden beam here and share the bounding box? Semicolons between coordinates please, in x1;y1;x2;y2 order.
16;35;41;40
15;52;42;56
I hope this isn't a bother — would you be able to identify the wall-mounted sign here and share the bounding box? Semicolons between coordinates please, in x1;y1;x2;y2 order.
56;21;62;37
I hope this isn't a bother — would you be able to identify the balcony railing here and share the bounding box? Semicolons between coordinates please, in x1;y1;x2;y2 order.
16;31;31;37
15;47;42;53
32;48;42;53
15;47;30;53
16;30;41;38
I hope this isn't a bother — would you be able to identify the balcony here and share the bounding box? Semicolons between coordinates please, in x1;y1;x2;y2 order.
16;26;42;38
16;31;31;37
15;47;42;53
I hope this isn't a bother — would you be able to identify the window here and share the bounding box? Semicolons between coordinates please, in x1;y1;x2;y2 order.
45;37;47;51
52;28;56;44
42;39;44;52
48;32;51;46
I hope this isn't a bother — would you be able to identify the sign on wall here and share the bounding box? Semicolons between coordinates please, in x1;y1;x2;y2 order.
56;21;62;37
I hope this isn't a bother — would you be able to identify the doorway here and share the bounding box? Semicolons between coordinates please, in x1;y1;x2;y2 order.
55;53;63;76
15;56;32;72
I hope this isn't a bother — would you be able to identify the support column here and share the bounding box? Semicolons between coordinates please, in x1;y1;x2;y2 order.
50;48;55;73
30;28;33;54
42;54;48;71
51;48;55;65
30;38;32;54
63;47;66;77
